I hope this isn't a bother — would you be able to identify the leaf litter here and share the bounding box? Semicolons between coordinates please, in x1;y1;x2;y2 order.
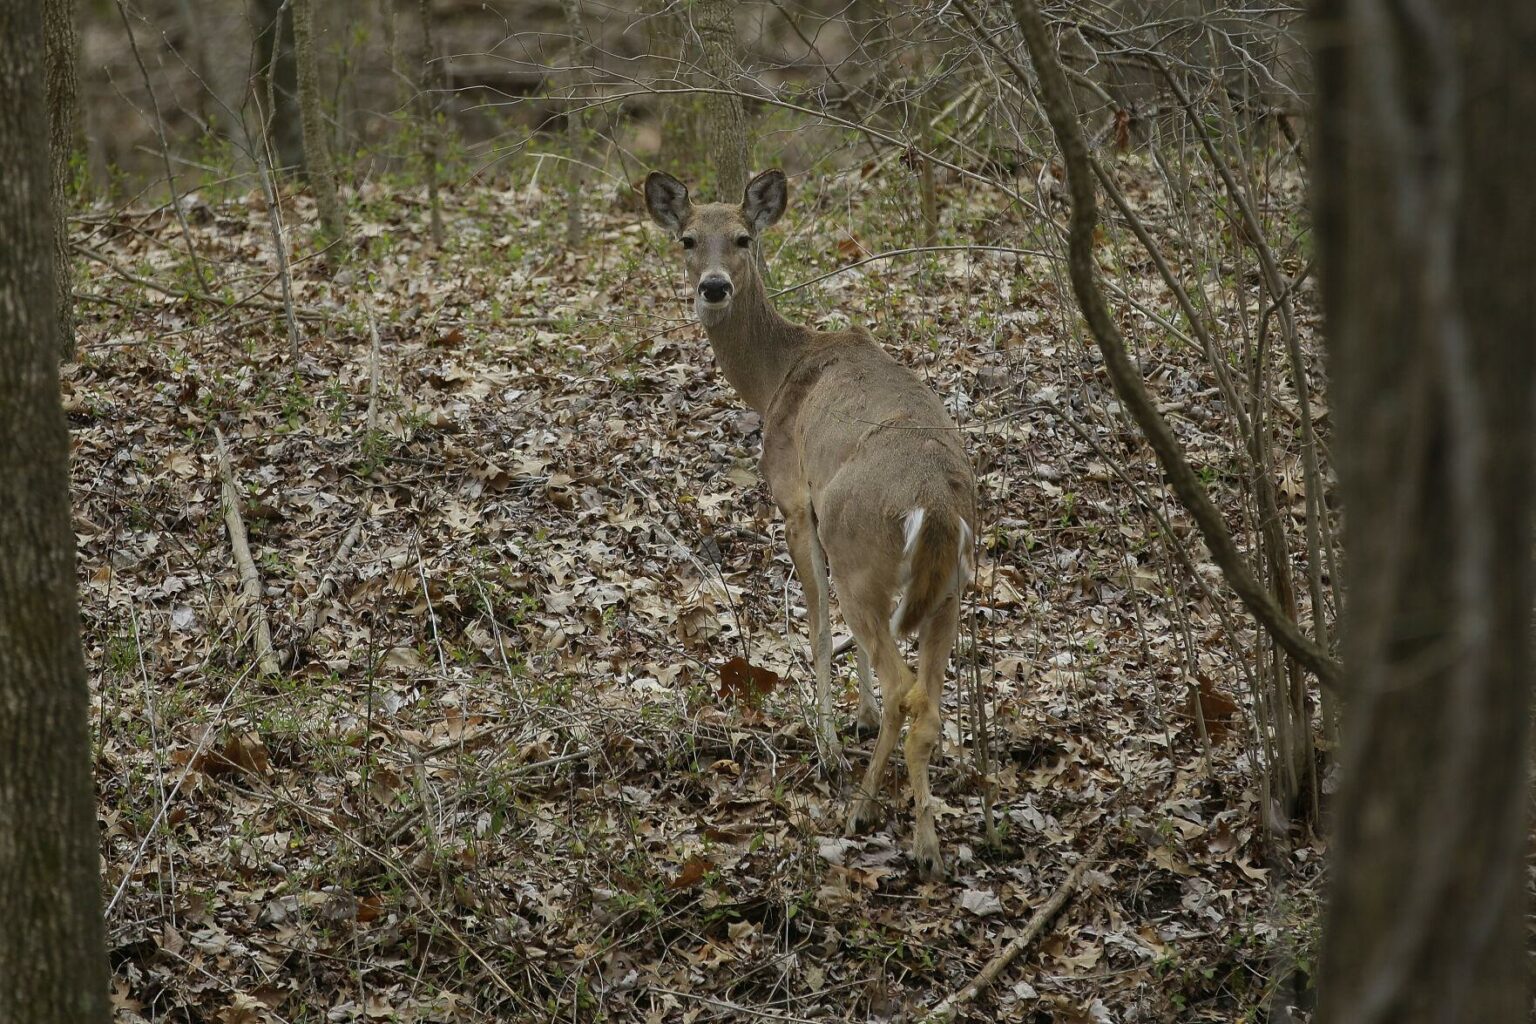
75;165;1325;1022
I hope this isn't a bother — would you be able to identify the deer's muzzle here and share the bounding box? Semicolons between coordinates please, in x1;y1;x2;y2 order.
698;276;733;304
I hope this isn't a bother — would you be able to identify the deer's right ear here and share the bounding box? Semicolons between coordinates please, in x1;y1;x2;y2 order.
645;172;692;233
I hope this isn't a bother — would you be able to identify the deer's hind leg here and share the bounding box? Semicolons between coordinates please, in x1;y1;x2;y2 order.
842;598;916;837
904;594;959;879
854;644;879;736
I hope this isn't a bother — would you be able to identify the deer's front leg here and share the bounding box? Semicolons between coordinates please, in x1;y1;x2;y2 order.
783;503;835;754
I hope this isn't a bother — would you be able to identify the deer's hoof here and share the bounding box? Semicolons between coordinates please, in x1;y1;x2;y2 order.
845;797;881;836
911;831;945;881
852;713;880;740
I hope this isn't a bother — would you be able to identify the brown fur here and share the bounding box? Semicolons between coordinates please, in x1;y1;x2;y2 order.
645;169;977;879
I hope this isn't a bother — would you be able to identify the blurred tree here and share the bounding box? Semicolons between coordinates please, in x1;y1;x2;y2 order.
252;0;302;171
563;0;586;248
418;0;445;248
293;0;345;240
44;0;77;359
1313;1;1536;1021
0;3;111;1022
695;0;749;200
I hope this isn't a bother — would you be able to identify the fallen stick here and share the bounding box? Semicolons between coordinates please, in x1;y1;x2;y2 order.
288;517;364;663
215;428;281;678
364;300;383;432
932;836;1108;1021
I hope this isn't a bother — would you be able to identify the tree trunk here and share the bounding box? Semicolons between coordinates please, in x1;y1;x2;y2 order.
43;0;77;360
292;0;345;241
912;47;939;247
1312;2;1536;1022
417;0;444;248
695;0;750;201
381;0;402;110
562;0;585;249
252;0;303;173
654;0;696;173
0;4;111;1022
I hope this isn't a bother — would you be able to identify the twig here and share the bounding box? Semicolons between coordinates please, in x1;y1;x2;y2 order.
381;746;593;848
72;242;333;322
932;837;1107;1020
288;517;364;661
413;534;448;675
112;0;209;292
215;428;281;678
364;299;383;432
105;661;259;922
251;143;303;364
650;988;821;1024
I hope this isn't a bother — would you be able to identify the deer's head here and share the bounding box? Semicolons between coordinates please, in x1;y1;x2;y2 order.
645;169;787;326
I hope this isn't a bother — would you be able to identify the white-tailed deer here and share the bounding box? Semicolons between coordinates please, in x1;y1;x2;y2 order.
645;169;977;878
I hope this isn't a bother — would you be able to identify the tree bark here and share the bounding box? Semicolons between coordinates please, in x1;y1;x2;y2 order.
417;0;444;248
1312;1;1536;1021
252;0;303;173
0;4;111;1022
43;0;77;359
695;0;750;201
292;0;345;241
562;0;585;248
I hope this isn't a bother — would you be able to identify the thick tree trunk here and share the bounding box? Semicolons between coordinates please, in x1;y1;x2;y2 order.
292;0;345;241
0;5;111;1022
43;0;77;359
252;0;303;172
1313;2;1536;1021
695;0;750;201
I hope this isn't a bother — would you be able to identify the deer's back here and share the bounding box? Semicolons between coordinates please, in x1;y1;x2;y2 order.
763;330;974;528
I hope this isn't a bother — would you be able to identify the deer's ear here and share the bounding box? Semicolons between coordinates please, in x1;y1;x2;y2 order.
742;169;787;232
645;172;692;233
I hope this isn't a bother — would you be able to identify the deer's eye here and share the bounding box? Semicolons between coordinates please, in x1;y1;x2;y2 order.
736;235;752;248
681;236;696;250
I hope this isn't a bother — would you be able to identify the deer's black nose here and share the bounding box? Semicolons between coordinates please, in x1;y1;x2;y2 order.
699;277;733;303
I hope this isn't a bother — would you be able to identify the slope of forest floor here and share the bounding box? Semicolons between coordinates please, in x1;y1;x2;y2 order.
72;163;1324;1023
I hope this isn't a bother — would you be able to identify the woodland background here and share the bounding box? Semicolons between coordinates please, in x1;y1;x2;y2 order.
3;0;1531;1022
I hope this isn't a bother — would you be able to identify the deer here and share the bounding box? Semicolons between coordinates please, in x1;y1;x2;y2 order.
644;168;977;879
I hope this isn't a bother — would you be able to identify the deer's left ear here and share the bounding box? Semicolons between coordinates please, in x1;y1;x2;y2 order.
742;169;788;232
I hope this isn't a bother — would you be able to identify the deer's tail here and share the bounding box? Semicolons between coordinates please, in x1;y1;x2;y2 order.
890;507;973;637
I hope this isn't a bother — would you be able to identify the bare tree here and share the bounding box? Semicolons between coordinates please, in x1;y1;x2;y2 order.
694;0;750;200
996;0;1341;692
0;3;111;1021
1311;1;1536;1021
293;0;345;241
43;0;77;359
562;0;585;248
251;0;303;172
418;0;445;248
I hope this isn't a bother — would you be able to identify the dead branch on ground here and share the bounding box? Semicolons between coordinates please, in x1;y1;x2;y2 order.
933;836;1108;1020
215;428;281;678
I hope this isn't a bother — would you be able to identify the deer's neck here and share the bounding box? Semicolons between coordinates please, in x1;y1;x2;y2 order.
700;274;811;415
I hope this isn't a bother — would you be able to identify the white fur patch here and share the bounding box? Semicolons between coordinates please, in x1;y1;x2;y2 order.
890;507;925;635
902;508;925;554
891;512;974;635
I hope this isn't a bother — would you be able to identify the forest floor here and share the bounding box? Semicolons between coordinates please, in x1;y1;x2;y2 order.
72;160;1324;1023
